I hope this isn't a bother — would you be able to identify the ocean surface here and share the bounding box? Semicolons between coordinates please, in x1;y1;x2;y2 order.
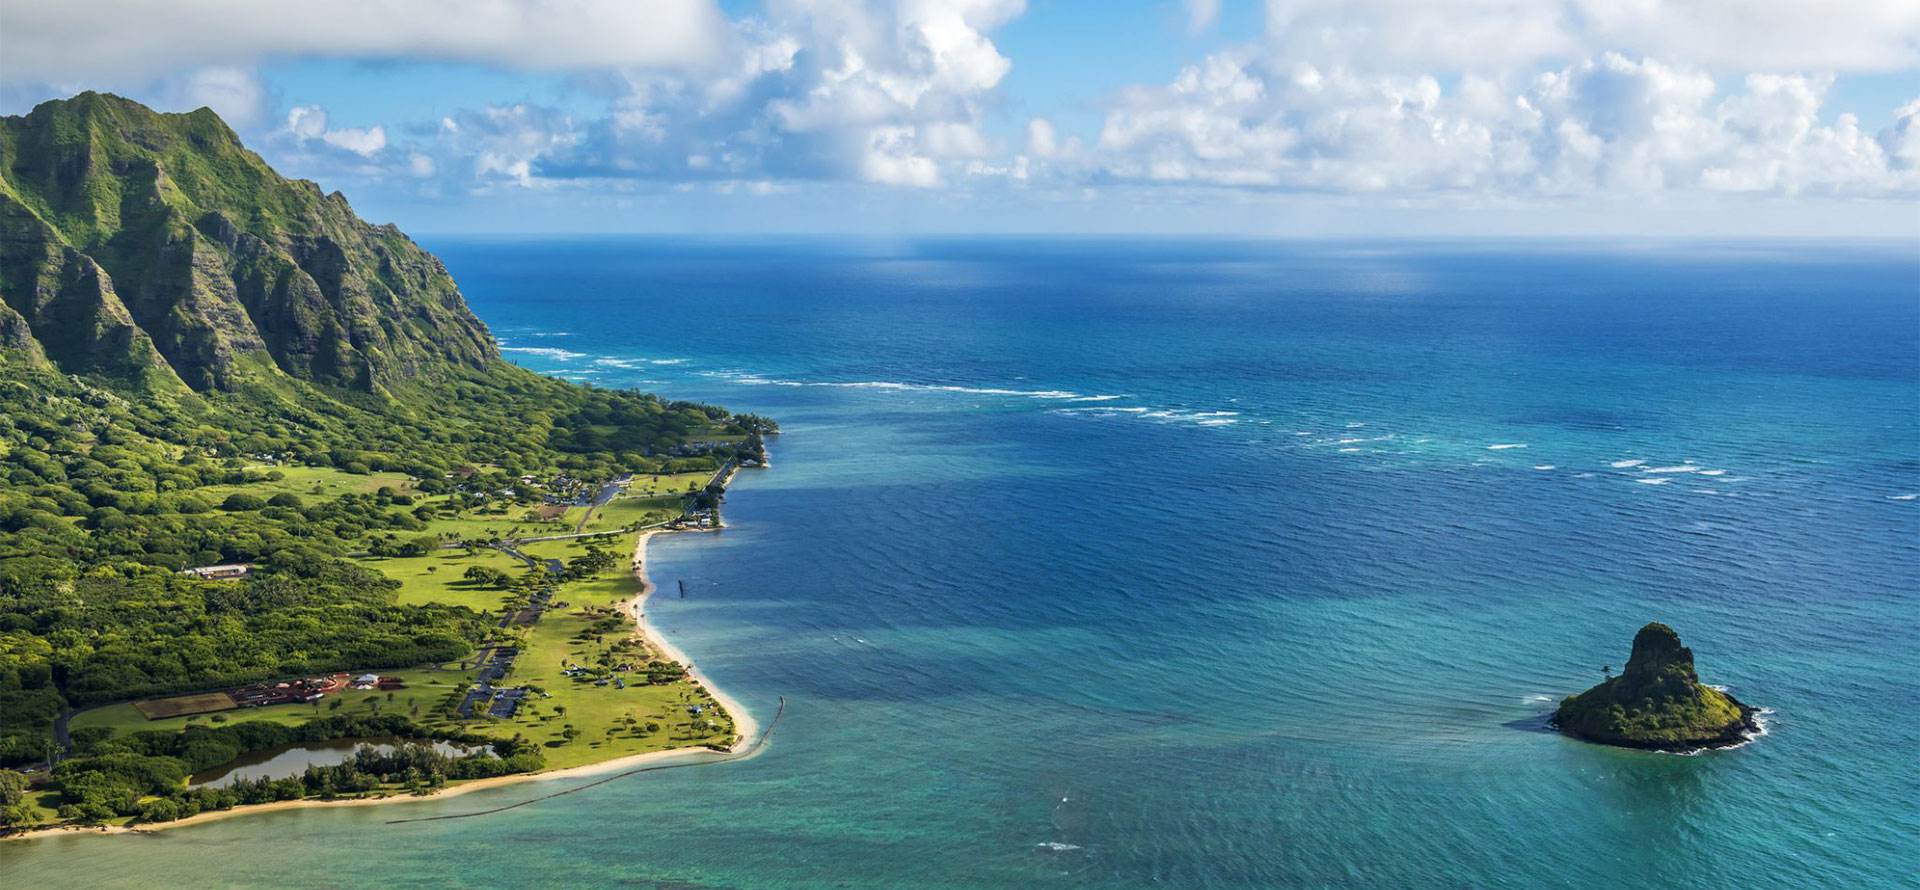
8;239;1917;889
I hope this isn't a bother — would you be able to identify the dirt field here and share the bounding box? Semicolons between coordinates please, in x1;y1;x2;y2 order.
133;692;238;719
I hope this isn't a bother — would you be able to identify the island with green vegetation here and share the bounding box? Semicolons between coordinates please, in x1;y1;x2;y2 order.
0;93;774;835
1554;623;1760;751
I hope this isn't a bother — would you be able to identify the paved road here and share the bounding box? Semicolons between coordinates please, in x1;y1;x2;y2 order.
51;707;76;760
571;476;635;533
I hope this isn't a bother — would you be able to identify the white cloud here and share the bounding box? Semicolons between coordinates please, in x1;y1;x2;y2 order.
1882;99;1920;171
283;106;386;157
29;0;1910;213
444;105;581;189
1183;0;1222;33
1261;0;1920;73
1;0;728;82
1026;118;1059;158
1082;50;1920;197
861;126;944;187
529;0;1022;187
172;66;268;128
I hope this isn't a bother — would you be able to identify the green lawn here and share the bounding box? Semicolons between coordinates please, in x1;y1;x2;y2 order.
196;465;414;503
352;548;528;611
475;552;732;770
579;495;685;533
623;472;715;497
404;497;566;542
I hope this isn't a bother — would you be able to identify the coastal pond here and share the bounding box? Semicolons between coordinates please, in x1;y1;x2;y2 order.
188;738;487;788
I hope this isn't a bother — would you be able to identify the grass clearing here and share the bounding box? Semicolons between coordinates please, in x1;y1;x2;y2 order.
354;548;528;611
579;495;685;533
196;465;414;503
480;576;731;768
406;497;567;542
624;472;715;498
133;692;237;719
71;667;475;738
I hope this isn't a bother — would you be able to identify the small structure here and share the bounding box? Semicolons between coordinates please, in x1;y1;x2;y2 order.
182;564;252;580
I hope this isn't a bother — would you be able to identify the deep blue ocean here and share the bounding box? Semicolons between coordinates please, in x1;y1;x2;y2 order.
9;239;1917;889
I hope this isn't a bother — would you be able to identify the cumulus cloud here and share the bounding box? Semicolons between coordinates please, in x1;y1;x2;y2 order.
437;105;582;189
1881;99;1920;171
1080;51;1920;197
1046;2;1920;198
1262;0;1920;73
1;0;727;82
284;106;387;157
20;0;1912;209
533;0;1023;187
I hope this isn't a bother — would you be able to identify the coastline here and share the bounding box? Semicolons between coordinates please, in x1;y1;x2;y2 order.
6;523;759;843
625;526;762;754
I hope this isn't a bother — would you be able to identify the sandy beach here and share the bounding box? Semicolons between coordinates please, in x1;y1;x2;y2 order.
6;526;760;843
625;526;762;753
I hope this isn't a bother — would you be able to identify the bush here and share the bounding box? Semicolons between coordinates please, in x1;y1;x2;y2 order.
137;797;180;823
219;493;267;511
0;769;27;807
266;493;304;509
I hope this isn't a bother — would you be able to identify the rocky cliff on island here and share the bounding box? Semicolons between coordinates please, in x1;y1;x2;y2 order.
1555;623;1759;751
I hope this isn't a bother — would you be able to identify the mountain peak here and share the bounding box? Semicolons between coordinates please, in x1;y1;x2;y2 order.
1;93;496;393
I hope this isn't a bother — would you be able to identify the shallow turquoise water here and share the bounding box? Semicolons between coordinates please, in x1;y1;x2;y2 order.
8;239;1916;889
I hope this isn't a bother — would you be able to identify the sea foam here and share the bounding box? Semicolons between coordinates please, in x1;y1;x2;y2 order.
501;346;588;360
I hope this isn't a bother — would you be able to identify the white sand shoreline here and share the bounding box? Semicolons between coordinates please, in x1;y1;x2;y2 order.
6;523;760;843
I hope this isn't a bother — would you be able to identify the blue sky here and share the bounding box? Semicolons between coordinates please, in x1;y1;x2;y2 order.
4;1;1917;236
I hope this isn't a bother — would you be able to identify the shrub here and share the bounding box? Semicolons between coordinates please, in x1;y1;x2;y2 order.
219;493;267;512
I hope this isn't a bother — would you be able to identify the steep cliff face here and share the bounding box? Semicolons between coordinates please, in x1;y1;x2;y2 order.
1556;623;1757;750
0;92;497;393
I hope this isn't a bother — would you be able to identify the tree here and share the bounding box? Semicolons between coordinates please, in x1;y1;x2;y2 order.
0;769;27;807
138;798;180;823
219;493;267;512
0;804;36;828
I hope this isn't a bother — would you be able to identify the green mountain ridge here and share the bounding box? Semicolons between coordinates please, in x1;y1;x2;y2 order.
1;92;494;393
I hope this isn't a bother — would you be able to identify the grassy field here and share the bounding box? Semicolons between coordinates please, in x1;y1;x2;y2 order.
624;471;717;497
70;667;475;738
366;470;710;543
473;542;733;770
196;465;415;503
405;498;569;542
579;495;685;533
133;692;235;719
354;548;529;611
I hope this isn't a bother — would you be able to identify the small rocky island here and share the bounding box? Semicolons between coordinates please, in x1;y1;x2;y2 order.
1555;623;1759;751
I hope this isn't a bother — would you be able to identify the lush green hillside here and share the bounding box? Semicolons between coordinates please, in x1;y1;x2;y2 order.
0;94;775;782
1;91;493;392
1556;623;1756;749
